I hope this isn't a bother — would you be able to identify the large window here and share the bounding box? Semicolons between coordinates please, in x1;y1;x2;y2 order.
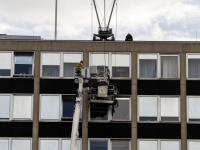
41;52;82;78
14;52;34;76
90;53;131;78
0;95;33;121
0;52;34;77
187;54;200;78
89;139;130;150
138;140;180;150
40;95;79;121
138;53;179;78
39;139;81;150
138;96;180;122
89;97;131;121
188;96;200;122
0;138;32;150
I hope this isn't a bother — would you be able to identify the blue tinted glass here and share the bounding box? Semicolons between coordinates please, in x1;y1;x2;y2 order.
90;140;108;150
63;100;74;118
15;64;32;74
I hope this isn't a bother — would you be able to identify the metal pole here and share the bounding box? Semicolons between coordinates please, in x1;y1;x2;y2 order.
104;0;106;28
55;0;57;40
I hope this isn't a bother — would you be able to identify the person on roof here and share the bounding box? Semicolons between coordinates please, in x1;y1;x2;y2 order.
76;61;84;76
125;33;133;41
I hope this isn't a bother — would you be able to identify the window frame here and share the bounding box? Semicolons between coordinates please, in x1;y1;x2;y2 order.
39;138;81;150
187;96;200;123
88;96;131;122
0;94;33;121
40;52;83;78
138;139;181;150
39;94;81;122
186;53;200;79
13;52;35;77
88;138;131;150
0;138;32;150
89;52;131;79
188;140;200;150
138;95;180;123
0;51;13;78
138;53;180;79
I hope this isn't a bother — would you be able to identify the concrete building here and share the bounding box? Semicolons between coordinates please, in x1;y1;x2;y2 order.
0;40;200;150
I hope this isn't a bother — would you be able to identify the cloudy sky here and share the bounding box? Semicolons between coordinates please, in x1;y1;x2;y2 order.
0;0;200;41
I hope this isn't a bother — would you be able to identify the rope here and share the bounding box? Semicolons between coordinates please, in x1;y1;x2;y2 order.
115;0;117;39
91;0;93;39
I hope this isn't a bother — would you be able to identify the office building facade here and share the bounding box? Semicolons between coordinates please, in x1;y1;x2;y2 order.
0;40;200;150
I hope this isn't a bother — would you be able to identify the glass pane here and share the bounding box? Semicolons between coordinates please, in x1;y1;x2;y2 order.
0;96;10;119
112;54;129;67
139;59;157;78
189;97;200;121
62;95;76;118
42;65;60;77
42;53;60;65
40;140;59;150
64;63;77;77
161;141;179;150
41;95;60;120
90;107;108;120
0;139;9;150
14;64;32;74
64;54;82;63
161;97;179;121
15;54;33;64
12;140;31;150
188;59;200;78
0;53;12;70
189;141;200;150
139;141;157;150
62;140;80;150
90;140;108;150
161;56;178;78
139;97;157;121
113;99;130;120
90;54;109;66
112;140;129;150
13;96;32;119
0;70;10;76
112;67;129;77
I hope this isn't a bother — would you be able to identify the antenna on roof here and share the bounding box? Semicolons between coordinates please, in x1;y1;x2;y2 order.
93;0;116;41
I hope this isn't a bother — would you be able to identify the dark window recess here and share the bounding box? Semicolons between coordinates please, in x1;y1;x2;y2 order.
62;95;76;118
161;117;179;121
189;119;200;122
90;140;108;150
42;65;60;77
187;80;200;95
0;70;10;76
112;67;129;77
90;105;108;120
109;79;131;95
14;52;33;75
64;63;77;77
139;117;157;121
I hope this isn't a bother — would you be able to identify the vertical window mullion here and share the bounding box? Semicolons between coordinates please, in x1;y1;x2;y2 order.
60;53;63;77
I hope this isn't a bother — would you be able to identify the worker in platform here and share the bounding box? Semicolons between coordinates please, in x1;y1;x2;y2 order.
76;61;84;76
125;33;133;41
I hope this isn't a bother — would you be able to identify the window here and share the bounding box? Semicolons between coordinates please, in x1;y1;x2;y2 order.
41;52;83;78
0;138;32;150
187;54;200;78
40;95;79;121
138;96;180;122
90;53;131;78
138;140;180;150
89;97;131;121
138;53;179;78
63;53;82;77
39;139;81;150
0;52;12;76
14;52;34;75
188;96;200;122
188;140;200;150
89;139;130;150
0;95;33;121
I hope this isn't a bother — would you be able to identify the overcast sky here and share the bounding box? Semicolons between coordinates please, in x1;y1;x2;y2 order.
0;0;200;41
